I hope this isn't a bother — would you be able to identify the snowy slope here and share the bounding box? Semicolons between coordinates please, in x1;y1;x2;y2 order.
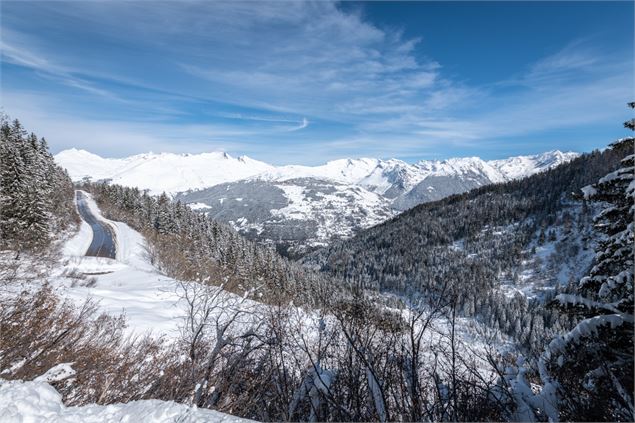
55;149;274;195
176;177;395;256
258;158;384;185
489;150;579;180
390;152;580;210
0;379;251;422
54;149;124;182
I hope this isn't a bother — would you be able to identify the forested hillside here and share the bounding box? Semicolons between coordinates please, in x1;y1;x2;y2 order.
0;117;76;254
82;182;340;305
304;143;629;349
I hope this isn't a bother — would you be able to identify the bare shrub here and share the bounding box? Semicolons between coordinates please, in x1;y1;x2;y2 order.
0;284;180;406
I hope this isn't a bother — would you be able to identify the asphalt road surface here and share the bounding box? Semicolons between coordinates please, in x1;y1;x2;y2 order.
76;191;117;259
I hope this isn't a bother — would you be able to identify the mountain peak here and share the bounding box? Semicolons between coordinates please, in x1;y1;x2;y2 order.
56;147;99;157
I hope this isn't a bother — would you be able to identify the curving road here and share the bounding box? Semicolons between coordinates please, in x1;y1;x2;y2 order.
76;191;117;259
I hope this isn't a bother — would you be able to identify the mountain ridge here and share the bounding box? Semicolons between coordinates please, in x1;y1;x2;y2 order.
55;148;578;256
55;148;578;196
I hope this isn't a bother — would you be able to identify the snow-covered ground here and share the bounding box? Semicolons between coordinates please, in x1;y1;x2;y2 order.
53;192;188;336
47;191;261;339
0;379;251;422
495;205;598;300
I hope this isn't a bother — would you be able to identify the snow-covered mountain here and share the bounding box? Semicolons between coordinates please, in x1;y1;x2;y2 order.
55;149;578;256
55;148;274;195
55;148;577;197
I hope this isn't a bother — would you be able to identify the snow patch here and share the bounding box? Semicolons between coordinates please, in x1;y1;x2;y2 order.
34;364;76;384
62;220;92;257
187;202;211;210
0;379;251;422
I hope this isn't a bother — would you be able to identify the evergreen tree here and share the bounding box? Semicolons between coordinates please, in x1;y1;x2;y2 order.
154;192;174;234
0;120;29;248
0;116;75;253
537;106;634;421
20;133;51;246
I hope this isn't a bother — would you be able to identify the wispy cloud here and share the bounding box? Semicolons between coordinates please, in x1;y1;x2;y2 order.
216;112;308;130
288;118;309;132
526;41;600;82
0;31;117;100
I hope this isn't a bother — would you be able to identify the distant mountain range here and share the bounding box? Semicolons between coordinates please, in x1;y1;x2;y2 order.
55;148;578;256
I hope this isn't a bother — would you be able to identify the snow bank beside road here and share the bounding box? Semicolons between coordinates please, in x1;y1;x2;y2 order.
0;379;251;423
62;219;92;257
59;265;186;337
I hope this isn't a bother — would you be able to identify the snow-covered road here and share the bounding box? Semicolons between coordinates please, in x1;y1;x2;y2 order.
75;190;116;259
57;191;262;338
58;192;185;337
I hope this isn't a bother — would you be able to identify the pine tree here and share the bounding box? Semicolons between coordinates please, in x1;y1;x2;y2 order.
0;120;29;249
536;105;634;421
20;133;51;247
154;192;174;234
0;116;74;253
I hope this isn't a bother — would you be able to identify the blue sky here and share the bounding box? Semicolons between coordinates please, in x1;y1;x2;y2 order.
1;1;633;164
